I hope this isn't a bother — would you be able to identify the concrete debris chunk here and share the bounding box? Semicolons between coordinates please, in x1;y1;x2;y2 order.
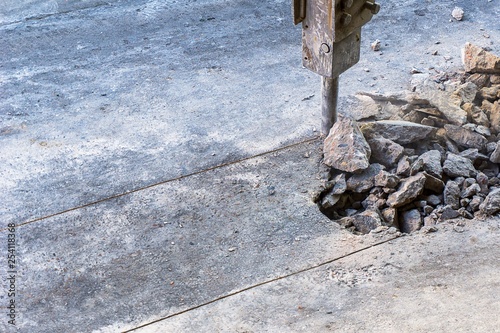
387;173;426;208
350;210;384;234
324;117;371;173
451;7;464;21
443;152;478;178
399;209;422;233
462;42;500;74
423;172;445;193
444;180;461;209
479;188;500;215
367;137;404;168
417;150;443;178
346;163;385;193
361;120;436;145
444;124;487;150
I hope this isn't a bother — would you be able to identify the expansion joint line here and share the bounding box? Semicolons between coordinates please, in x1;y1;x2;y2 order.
6;136;320;230
123;236;398;332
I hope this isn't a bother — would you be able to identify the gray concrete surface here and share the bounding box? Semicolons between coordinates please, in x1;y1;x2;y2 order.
6;140;396;332
1;0;500;332
135;218;500;333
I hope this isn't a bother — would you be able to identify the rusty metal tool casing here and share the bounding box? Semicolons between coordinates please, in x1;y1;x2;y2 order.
293;0;380;134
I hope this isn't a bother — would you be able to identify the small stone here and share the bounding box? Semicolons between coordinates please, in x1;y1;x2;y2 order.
490;75;500;84
410;158;424;176
462;42;500;74
324;117;371;173
463;103;490;127
362;194;386;209
387;173;426;208
454;82;478;104
476;125;491;136
460;198;471;208
424;215;437;227
486;142;498;154
367;137;404;168
374;170;400;188
479;188;500;215
489;142;500;163
444;180;461;210
467;73;490;88
480;85;500;101
326;173;347;195
321;193;341;209
423;172;445;193
346;163;385;193
396;156;411;177
399;209;423;233
425;194;442;206
461;183;481;199
476;172;489;194
469;195;484;211
444;124;487;150
381;208;398;227
349;210;384;234
416;150;443;178
423;205;434;215
439;205;460;221
458;207;474;219
459;148;489;162
452;7;464;21
443;152;478;178
371;39;381;51
421;225;438;233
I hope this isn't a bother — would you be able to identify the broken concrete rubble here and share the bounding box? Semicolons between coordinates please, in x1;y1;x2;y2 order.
462;42;500;74
317;44;500;235
323;117;371;173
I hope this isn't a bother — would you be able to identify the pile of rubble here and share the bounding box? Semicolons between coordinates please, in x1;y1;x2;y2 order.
316;43;500;234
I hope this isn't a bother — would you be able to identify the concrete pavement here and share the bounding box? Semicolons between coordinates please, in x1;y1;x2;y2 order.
1;0;500;332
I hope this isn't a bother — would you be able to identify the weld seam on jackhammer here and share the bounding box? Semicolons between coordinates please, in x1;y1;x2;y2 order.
123;236;398;332
6;136;320;230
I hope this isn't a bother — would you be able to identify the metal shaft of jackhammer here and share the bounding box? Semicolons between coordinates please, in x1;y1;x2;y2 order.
321;76;339;136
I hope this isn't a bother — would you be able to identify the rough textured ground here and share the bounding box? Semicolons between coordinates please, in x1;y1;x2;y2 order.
1;0;500;332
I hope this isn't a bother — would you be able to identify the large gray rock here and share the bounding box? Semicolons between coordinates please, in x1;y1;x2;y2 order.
462;42;500;74
399;209;422;233
416;150;443;178
479;188;500;215
346;163;385;193
443;153;478;178
387;173;426;208
444;180;460;210
367;137;404;168
324;117;371;173
444;124;488;150
360;121;437;145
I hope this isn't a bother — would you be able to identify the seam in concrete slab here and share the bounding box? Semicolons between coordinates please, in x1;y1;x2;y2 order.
0;2;112;27
123;236;398;332
5;136;320;231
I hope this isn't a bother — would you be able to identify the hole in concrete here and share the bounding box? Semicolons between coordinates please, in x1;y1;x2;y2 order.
314;51;500;235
